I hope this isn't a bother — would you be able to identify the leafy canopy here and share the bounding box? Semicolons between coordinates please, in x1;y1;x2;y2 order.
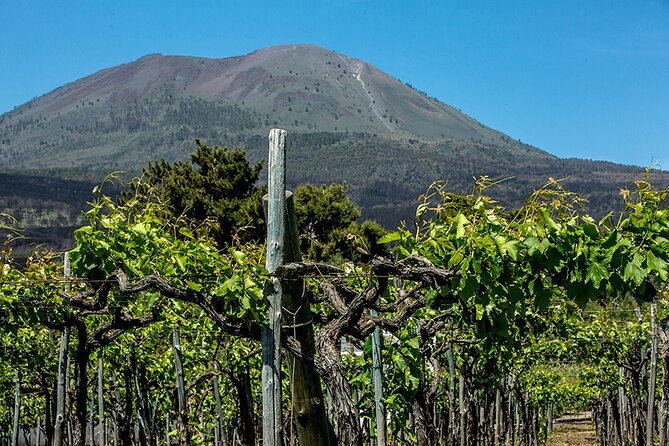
141;140;265;246
294;183;387;262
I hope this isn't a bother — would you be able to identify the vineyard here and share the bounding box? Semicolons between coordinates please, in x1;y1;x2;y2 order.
1;133;669;446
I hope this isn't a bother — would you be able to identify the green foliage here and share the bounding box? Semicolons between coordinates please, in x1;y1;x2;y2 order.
387;177;669;317
366;176;669;429
1;172;668;443
295;183;361;241
71;181;267;322
140;140;266;246
294;183;387;262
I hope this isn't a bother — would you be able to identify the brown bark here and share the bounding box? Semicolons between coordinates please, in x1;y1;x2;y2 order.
315;330;363;446
224;367;256;446
413;388;431;446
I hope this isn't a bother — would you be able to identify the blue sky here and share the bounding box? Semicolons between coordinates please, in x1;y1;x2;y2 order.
1;0;667;169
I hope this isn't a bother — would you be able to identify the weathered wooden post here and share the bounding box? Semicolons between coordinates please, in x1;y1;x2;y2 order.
619;370;628;446
165;413;170;446
66;354;73;446
546;401;553;436
172;326;189;445
659;316;669;446
268;188;333;445
53;254;71;446
262;128;286;446
98;355;105;446
447;344;457;446
87;394;94;445
459;374;466;446
494;381;502;442
647;303;658;446
11;369;20;446
370;309;387;446
213;374;226;446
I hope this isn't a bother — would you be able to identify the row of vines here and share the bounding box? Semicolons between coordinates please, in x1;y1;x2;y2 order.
1;174;669;446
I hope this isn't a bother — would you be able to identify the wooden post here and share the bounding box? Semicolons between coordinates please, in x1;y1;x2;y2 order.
165;413;170;446
108;370;121;446
507;378;514;446
12;369;20;446
447;344;456;446
459;374;465;446
98;356;105;446
54;254;71;446
370;309;387;446
648;303;658;446
547;402;553;436
659;318;669;446
88;394;94;446
213;375;226;446
262;128;286;446
172;327;188;445
494;383;502;442
262;190;333;446
618;374;627;446
53;329;69;445
66;355;73;446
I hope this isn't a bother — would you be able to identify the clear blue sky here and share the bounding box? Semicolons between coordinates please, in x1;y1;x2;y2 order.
1;0;668;169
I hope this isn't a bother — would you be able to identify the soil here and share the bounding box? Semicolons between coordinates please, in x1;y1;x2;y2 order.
546;417;597;446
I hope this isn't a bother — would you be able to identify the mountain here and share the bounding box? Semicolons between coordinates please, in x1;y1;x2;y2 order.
0;44;549;170
0;44;667;247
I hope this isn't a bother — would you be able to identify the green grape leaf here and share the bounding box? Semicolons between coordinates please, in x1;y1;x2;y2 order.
586;262;609;287
378;231;402;244
646;251;668;281
582;222;599;239
455;213;470;238
623;253;647;286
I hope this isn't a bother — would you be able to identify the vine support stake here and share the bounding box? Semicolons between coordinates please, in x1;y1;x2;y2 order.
447;344;456;446
213;374;226;446
172;326;188;445
98;355;105;446
262;188;333;445
87;394;94;444
370;309;387;446
262;128;287;446
54;253;71;446
647;302;658;446
12;369;20;446
658;312;669;446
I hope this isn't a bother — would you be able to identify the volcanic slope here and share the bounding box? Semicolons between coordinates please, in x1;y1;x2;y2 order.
0;44;549;170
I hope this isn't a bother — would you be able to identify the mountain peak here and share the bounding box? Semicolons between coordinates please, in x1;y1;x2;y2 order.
0;44;548;171
136;53;164;60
